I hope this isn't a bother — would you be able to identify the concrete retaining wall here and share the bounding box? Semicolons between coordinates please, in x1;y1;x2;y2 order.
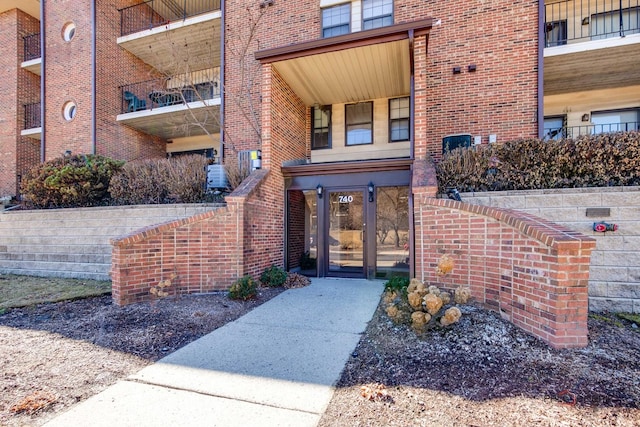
458;186;640;313
0;204;224;280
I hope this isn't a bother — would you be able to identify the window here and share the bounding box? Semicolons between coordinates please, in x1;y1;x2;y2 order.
543;116;566;140
591;109;640;134
311;105;331;149
363;0;393;30
545;20;567;47
389;97;410;142
591;7;640;40
322;3;350;38
346;102;373;146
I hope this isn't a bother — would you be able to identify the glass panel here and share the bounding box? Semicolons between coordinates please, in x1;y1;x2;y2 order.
543;116;565;140
376;186;410;279
363;0;393;29
390;119;409;141
328;191;364;274
287;190;317;276
346;102;372;145
322;3;350;37
591;7;640;40
592;110;639;134
312;105;331;149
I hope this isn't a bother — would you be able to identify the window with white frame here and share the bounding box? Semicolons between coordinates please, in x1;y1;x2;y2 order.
362;0;393;30
346;102;373;145
322;3;351;38
312;105;332;149
389;97;410;142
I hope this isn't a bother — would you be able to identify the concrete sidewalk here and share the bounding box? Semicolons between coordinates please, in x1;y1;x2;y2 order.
44;278;384;427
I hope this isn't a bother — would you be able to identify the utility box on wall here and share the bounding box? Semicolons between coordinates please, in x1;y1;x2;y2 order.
442;134;472;153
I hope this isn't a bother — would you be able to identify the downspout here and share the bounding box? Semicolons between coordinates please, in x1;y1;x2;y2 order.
408;28;416;279
219;0;225;163
538;0;545;138
39;0;45;162
91;0;96;154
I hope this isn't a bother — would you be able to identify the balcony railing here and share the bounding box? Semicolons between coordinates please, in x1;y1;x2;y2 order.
543;122;639;139
24;102;41;129
545;0;640;47
23;33;40;61
119;0;221;36
119;76;220;114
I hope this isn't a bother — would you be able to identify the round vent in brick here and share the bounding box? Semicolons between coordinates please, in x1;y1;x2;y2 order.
62;22;76;42
62;101;77;121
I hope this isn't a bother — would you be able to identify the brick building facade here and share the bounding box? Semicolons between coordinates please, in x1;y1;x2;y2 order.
0;0;619;347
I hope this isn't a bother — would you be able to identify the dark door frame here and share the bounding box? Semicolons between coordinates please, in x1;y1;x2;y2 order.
283;160;412;279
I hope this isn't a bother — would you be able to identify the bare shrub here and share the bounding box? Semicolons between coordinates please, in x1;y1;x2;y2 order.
224;161;251;191
109;155;208;204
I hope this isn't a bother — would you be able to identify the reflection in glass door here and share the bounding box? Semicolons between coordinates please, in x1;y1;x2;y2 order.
328;190;365;276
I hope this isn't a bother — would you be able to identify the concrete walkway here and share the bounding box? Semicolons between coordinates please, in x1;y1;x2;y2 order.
44;278;384;427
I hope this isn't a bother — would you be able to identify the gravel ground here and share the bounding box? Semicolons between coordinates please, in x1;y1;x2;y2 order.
0;288;639;427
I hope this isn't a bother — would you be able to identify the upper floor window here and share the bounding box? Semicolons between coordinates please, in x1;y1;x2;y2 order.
312;105;332;149
545;20;567;47
389;97;410;142
362;0;393;30
322;3;351;38
346;102;373;145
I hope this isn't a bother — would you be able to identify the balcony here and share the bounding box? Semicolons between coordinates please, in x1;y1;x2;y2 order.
543;122;638;140
21;102;41;140
21;33;41;76
117;0;221;75
544;0;640;95
117;70;220;140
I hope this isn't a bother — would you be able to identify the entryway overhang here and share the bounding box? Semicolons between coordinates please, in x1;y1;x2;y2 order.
255;19;432;106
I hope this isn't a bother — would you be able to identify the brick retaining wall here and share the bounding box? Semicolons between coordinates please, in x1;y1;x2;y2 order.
460;187;640;314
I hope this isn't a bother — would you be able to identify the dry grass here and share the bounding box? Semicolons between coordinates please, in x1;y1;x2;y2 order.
0;274;111;311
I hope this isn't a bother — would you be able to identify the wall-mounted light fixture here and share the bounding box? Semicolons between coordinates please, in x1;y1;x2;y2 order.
317;184;323;198
368;182;375;202
582;17;590;25
582;113;590;122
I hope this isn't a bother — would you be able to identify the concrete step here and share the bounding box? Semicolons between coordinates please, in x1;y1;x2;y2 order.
0;244;111;255
0;267;110;281
0;252;110;264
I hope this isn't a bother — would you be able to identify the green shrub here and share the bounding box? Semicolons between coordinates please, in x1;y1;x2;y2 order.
20;155;124;208
260;265;287;288
384;276;410;294
228;276;257;300
436;132;640;193
109;155;208;205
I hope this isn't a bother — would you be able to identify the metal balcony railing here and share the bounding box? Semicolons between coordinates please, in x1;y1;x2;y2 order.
24;102;41;129
119;0;221;36
119;76;220;114
543;122;639;139
23;33;41;61
545;0;640;47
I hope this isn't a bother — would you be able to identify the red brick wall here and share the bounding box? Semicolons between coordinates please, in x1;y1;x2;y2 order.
223;1;318;154
413;191;596;349
95;0;166;161
16;11;42;195
287;190;306;270
111;206;242;305
396;0;539;160
0;10;20;196
0;9;41;197
44;1;94;159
